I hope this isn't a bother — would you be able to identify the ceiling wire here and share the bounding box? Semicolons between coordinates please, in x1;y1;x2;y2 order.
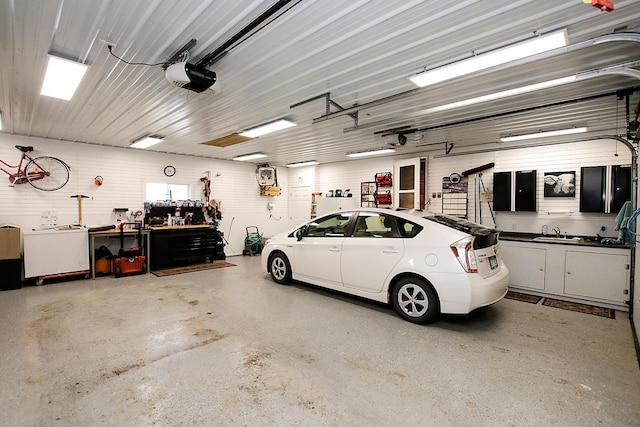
107;45;166;67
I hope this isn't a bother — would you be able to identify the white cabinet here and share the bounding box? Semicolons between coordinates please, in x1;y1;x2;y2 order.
564;251;629;304
500;245;546;290
500;239;630;310
23;229;90;279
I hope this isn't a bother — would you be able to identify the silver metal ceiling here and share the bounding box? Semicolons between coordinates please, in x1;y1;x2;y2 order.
1;0;640;166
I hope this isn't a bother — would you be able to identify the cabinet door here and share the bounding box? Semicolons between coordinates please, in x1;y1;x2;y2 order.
611;165;631;214
515;170;536;212
564;251;629;303
579;166;606;213
493;172;512;211
501;245;546;290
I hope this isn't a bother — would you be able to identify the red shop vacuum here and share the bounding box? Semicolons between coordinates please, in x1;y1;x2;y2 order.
112;222;146;277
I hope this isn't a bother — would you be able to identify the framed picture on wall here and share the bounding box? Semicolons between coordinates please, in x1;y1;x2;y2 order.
544;171;576;197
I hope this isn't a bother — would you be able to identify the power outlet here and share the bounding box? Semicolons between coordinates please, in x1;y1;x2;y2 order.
98;39;117;49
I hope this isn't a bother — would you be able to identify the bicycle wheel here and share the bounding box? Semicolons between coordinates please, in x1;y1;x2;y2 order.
25;156;70;191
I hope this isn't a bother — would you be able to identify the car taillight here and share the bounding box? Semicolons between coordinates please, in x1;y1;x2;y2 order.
450;236;478;273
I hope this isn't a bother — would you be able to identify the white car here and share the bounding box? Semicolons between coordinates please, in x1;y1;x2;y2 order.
261;208;509;324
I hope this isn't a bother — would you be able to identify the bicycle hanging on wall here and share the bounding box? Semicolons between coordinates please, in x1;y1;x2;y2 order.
0;145;70;191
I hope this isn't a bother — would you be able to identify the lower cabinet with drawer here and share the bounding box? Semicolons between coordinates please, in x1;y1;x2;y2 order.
150;226;226;271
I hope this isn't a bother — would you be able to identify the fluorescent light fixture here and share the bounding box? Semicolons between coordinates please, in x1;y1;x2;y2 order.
40;55;89;100
409;30;567;87
232;152;268;161
500;127;587;142
419;76;577;115
130;136;164;149
286;161;319;168
239;119;296;138
346;148;396;158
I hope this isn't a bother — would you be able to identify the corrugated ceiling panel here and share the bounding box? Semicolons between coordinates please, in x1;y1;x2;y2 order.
2;0;640;166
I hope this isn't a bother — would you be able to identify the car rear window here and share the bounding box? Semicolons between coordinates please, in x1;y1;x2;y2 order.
424;215;499;248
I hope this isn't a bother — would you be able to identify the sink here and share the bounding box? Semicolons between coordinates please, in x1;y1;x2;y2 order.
532;236;583;244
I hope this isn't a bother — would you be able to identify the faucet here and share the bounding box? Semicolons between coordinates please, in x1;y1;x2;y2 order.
552;227;560;237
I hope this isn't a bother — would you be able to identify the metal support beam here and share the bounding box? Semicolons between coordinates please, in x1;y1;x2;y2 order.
290;92;359;128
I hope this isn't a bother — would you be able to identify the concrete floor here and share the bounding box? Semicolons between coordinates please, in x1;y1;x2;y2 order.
1;255;639;427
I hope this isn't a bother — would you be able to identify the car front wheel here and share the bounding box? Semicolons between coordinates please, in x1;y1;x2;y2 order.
391;277;440;324
269;252;292;284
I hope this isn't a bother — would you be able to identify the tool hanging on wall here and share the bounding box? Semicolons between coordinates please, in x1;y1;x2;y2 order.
462;163;496;227
94;176;103;186
70;194;90;226
200;173;222;221
256;164;281;196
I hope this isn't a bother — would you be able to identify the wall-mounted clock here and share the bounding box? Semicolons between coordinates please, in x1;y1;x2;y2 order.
164;165;176;177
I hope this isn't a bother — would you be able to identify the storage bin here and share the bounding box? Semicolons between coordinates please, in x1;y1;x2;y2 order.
0;226;20;260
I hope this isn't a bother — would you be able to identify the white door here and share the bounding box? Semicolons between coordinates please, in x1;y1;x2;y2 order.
500;244;546;290
394;158;421;209
293;212;353;286
289;186;311;227
564;251;629;303
341;212;404;293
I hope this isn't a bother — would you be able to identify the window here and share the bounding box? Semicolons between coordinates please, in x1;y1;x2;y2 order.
398;218;423;238
352;212;418;238
304;212;353;237
146;183;190;202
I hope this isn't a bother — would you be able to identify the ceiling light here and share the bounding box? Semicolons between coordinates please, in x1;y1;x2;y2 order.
500;127;588;142
233;152;268;161
239;119;296;138
286;161;319;168
130;136;164;149
40;55;89;100
422;76;577;114
346;148;396;158
409;30;567;87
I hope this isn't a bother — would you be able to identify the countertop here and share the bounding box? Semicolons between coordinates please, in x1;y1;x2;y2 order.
148;224;214;231
499;231;630;249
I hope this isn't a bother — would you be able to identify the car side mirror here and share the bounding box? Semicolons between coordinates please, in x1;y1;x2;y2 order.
295;228;304;241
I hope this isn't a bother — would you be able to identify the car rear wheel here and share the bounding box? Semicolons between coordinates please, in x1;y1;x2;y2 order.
391;277;440;324
269;252;291;284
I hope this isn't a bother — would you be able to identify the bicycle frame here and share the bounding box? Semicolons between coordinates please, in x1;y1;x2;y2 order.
0;152;31;184
0;151;69;185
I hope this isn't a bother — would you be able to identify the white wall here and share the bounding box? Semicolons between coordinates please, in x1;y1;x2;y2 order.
426;139;632;237
2;134;632;254
316;157;393;196
0;134;291;255
307;139;630;240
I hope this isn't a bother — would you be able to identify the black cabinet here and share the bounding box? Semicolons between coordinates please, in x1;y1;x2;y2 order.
150;227;225;271
580;166;606;213
493;172;512;211
579;165;631;214
515;170;537;212
611;165;632;214
0;258;22;291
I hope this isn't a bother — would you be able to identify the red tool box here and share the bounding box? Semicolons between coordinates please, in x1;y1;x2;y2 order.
112;223;146;277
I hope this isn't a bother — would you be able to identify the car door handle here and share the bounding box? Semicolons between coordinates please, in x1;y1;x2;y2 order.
382;248;399;254
328;246;340;253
